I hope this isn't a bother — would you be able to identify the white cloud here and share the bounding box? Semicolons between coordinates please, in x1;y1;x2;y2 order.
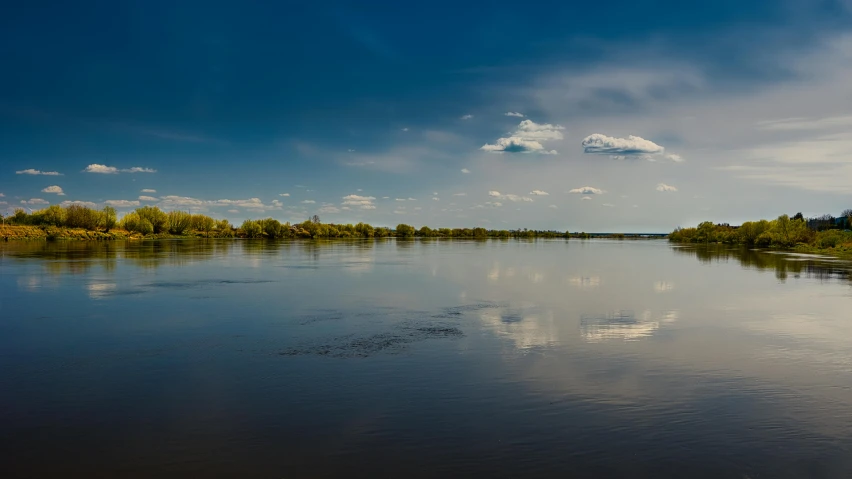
271;200;283;207
41;185;65;195
481;119;564;154
395;198;406;201
656;183;678;192
105;200;140;208
460;114;474;120
568;186;604;195
548;204;558;209
138;196;158;202
279;193;290;197
489;191;533;202
227;209;239;214
407;197;416;201
318;205;341;214
141;189;156;193
0;193;4;197
432;197;440;201
665;154;684;163
301;200;316;204
60;200;97;209
84;164;119;174
460;168;471;175
159;196;207;208
453;192;467;196
401;127;409;132
16;169;62;176
84;164;156;174
20;198;49;205
342;194;376;210
529;190;549;196
602;203;615;207
581;196;593;200
505;112;525;117
582;134;664;156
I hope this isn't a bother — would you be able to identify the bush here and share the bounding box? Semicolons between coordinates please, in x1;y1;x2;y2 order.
65;205;100;230
121;212;154;234
167;210;192;235
100;206;117;231
135;206;168;233
241;220;263;238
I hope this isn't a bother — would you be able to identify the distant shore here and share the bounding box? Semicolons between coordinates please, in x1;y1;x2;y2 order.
0;225;664;242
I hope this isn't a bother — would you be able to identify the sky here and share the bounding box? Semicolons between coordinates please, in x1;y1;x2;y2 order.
2;0;852;232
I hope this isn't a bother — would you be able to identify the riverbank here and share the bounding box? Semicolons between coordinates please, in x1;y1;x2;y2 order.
0;225;176;241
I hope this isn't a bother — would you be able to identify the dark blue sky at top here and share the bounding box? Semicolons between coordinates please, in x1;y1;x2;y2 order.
1;0;851;227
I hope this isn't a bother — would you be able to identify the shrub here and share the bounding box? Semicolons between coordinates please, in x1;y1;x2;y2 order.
167;210;192;235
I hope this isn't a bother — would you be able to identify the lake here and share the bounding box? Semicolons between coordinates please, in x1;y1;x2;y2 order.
2;239;852;478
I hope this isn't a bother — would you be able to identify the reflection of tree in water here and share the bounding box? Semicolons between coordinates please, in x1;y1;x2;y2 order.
672;244;852;283
0;240;234;275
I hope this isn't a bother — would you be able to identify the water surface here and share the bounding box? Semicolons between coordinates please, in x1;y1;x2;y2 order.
2;239;852;478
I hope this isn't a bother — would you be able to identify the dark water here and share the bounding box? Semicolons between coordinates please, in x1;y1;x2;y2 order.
2;239;852;478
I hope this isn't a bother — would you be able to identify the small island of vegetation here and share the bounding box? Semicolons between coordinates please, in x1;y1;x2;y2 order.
669;211;852;258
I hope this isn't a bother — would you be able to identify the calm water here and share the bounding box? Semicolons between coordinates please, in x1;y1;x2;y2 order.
2;239;852;478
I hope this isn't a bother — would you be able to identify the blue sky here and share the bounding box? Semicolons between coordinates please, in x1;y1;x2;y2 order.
2;0;852;231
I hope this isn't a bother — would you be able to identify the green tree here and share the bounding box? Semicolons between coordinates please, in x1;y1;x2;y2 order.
65;204;100;230
135;206;168;233
241;219;263;238
395;223;415;237
167;210;192;235
42;205;66;226
100;206;117;231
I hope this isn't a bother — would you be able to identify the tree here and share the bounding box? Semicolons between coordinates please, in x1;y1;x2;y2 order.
311;215;320;224
42;205;66;226
135;206;168;233
792;212;804;221
167;210;192;234
241;219;263;238
395;223;415;237
100;206;117;231
195;215;216;237
65;204;100;229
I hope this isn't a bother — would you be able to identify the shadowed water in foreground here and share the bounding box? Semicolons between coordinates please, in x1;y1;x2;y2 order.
1;239;852;478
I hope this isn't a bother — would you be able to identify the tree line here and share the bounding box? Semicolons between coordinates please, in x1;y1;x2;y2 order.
2;204;591;239
670;212;852;249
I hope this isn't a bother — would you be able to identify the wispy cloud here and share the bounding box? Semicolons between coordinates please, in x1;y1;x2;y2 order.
529;190;549;196
138;196;158;202
481;119;563;154
342;194;376;210
568;186;604;195
84;164;157;174
504;112;525;117
488;191;534;202
461;168;471;174
582;133;664;156
656;183;678;192
105;199;140;207
60;200;97;209
279;193;290;197
460;114;474;120
141;189;156;193
41;185;65;195
16;169;63;176
20;198;49;205
301;200;316;204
